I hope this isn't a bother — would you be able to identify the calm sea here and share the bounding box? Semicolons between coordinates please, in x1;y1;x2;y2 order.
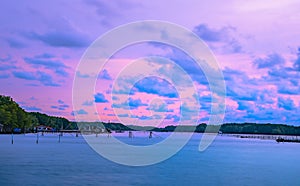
0;132;299;186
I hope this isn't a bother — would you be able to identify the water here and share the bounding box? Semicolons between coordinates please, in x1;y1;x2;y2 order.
0;133;299;186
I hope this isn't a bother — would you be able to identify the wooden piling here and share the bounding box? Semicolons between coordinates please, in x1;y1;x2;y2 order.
36;132;39;144
129;131;133;138
11;133;14;144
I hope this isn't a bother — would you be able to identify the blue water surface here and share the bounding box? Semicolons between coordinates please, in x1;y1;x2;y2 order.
0;133;299;186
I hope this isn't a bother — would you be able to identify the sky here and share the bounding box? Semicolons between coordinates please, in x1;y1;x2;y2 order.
0;0;299;126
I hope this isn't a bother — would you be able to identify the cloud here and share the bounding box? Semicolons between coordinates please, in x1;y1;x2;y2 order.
227;86;258;101
24;56;59;67
13;70;60;87
237;101;253;111
257;91;275;104
241;108;278;122
198;95;212;111
128;98;147;109
117;113;129;118
277;85;299;95
71;109;88;115
36;71;60;86
50;99;69;110
267;67;289;79
29;97;37;100
254;53;285;69
84;0;137;26
263;60;300;96
278;97;295;110
6;37;27;49
139;115;152;120
111;102;125;109
24;56;68;76
194;24;232;42
0;55;12;62
260;55;300;101
76;69;111;80
35;53;55;59
25;83;40;87
0;56;17;71
112;97;147;110
55;69;68;76
290;79;298;86
98;69;112;80
169;54;209;85
132;77;178;98
76;71;90;78
94;93;108;103
223;67;245;81
0;73;10;79
0;66;15;79
85;0;120;19
199;95;212;103
147;102;173;112
293;47;300;71
24;30;90;48
13;71;36;80
165;48;226;89
193;24;243;53
165;114;180;122
23;106;42;111
82;100;93;106
112;96;119;101
51;104;69;111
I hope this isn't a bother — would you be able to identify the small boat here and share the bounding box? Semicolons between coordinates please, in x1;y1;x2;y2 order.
276;137;284;143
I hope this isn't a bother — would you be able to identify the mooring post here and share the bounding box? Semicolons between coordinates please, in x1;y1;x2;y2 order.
58;133;61;143
11;132;14;144
36;132;39;144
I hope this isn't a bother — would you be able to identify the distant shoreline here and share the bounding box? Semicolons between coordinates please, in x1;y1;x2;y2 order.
2;122;300;136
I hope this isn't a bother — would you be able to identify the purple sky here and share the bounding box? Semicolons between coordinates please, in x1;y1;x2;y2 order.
0;1;299;125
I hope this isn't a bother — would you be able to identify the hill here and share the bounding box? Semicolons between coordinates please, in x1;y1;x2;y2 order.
0;95;74;133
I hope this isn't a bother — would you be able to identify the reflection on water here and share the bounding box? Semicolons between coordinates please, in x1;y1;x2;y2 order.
0;133;299;186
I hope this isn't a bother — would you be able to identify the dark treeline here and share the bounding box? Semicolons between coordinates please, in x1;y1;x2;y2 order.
0;95;75;133
151;123;300;135
1;95;300;135
75;122;132;132
0;95;37;132
30;112;75;130
220;123;300;135
85;122;300;136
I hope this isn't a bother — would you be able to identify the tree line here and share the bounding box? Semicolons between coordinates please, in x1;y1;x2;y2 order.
152;123;300;135
0;95;74;133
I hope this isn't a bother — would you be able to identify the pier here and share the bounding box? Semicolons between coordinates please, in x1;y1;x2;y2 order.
228;134;300;143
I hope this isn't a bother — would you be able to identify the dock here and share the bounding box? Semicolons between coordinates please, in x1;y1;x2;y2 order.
228;134;300;143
